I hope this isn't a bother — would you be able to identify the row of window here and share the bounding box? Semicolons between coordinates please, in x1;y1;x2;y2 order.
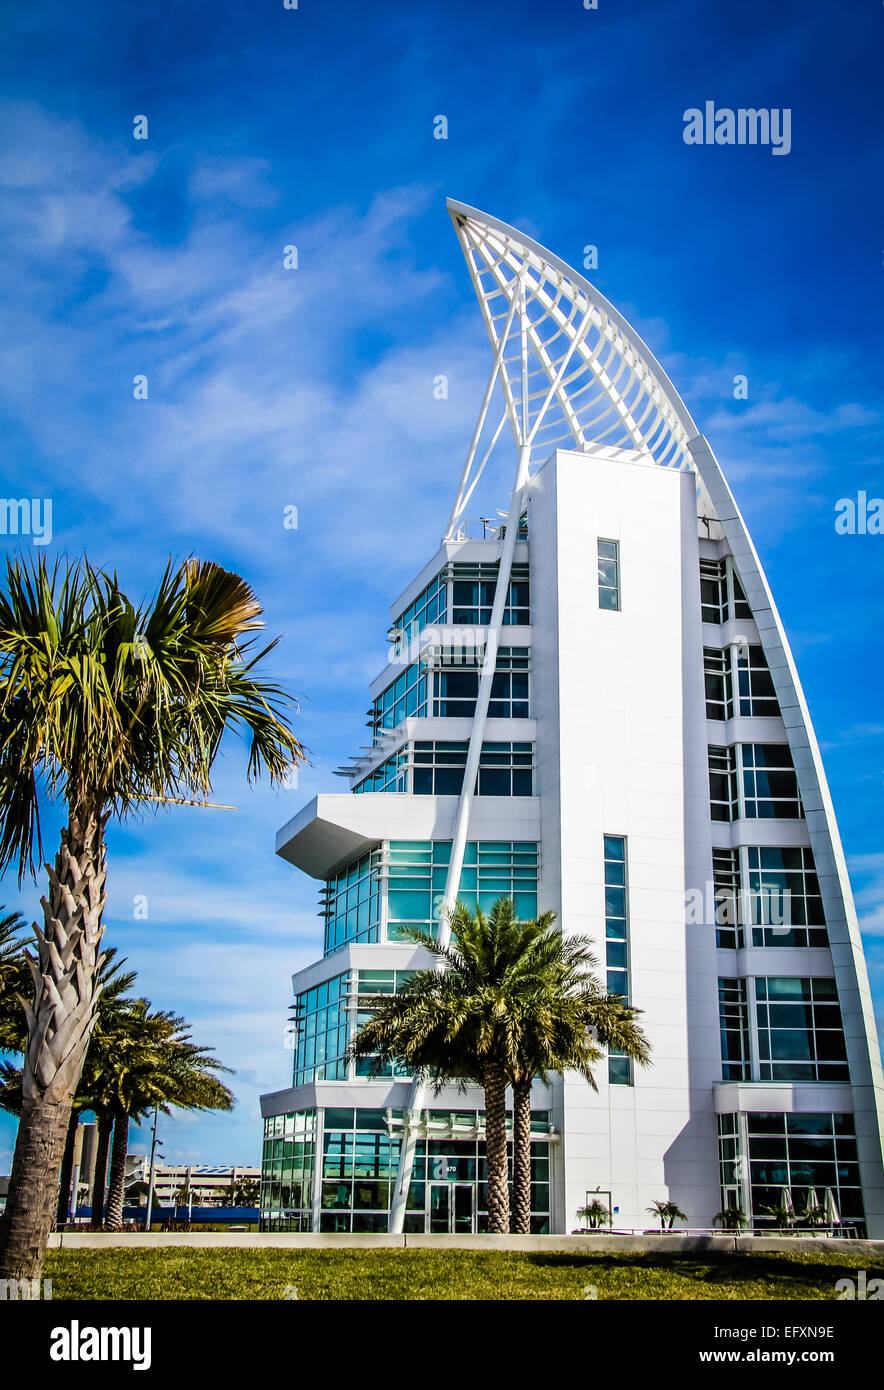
385;839;539;942
390;538;755;639
321;848;383;953
320;840;540;957
390;543;621;653
371;649;530;733
604;835;632;1086
354;741;533;797
712;845;826;949
718;1112;865;1230
701;558;752;625
261;1108;552;1234
709;743;803;820
719;976;849;1083
389;565;530;657
704;644;780;721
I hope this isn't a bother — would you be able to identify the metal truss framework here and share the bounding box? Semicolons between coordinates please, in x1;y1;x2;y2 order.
443;200;701;541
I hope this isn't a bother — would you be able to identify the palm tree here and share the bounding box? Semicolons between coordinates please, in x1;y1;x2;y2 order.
0;556;303;1279
56;950;138;1227
350;899;641;1233
576;1198;612;1230
712;1206;748;1230
102;1011;234;1229
503;912;650;1233
647;1199;688;1231
1;911;136;1228
349;901;521;1231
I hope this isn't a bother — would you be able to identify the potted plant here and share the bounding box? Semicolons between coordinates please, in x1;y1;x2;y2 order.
646;1199;688;1231
712;1206;748;1231
575;1199;613;1231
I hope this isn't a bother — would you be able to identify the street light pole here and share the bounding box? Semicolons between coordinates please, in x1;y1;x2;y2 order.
143;1107;162;1232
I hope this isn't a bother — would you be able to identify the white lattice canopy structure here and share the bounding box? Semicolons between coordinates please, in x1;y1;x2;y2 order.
445;200;708;539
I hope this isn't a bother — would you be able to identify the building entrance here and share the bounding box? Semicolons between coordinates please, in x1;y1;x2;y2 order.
426;1182;475;1234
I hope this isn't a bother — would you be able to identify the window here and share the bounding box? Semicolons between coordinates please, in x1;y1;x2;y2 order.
700;559;729;624
412;741;533;797
390;572;447;656
718;978;751;1080
385;840;539;941
709;744;803;821
746;847;827;948
431;648;529;719
755;977;848;1082
704;648;733;721
260;1109;317;1231
700;558;753;624
713;848;743;949
353;749;408;794
320;1111;401;1231
717;1112;865;1234
353;970;415;1078
741;744;802;819
732;572;752;621
291;974;350;1086
705;645;781;722
598;540;620;611
450;564;530;626
322;849;383;954
317;1107;552;1235
736;645;779;718
708;745;738;820
604;835;632;1085
371;660;427;734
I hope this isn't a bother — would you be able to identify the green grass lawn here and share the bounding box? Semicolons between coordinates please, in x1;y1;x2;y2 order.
43;1247;884;1301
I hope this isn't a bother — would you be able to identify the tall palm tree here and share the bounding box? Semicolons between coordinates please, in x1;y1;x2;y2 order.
101;1009;234;1229
504;918;650;1233
73;996;172;1229
350;899;593;1232
0;911;137;1227
0;556;304;1279
55;950;138;1227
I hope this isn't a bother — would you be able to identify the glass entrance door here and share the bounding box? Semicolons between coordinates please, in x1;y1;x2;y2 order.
452;1183;474;1234
428;1184;450;1233
427;1183;475;1233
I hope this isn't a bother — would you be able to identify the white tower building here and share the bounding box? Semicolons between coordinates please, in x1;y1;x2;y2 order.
259;202;884;1237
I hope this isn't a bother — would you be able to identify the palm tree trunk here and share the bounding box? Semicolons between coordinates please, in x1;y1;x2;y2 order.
0;1095;73;1276
104;1107;129;1229
0;810;107;1280
510;1078;532;1234
90;1111;112;1229
56;1107;82;1228
482;1059;510;1234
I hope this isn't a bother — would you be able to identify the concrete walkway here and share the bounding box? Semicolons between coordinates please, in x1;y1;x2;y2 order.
48;1231;884;1256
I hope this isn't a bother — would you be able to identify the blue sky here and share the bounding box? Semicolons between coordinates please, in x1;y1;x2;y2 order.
0;0;882;1169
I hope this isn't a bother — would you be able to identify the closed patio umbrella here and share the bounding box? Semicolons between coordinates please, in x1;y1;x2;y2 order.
804;1188;822;1222
780;1186;795;1218
823;1188;841;1227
